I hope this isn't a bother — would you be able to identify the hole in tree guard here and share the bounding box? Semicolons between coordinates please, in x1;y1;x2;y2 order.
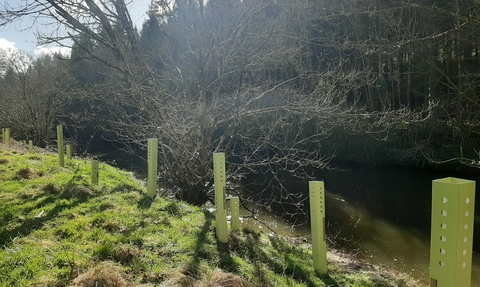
462;262;467;268
466;198;470;204
441;223;447;229
465;211;469;217
439;261;445;267
441;210;448;216
465;224;469;230
463;250;467;256
464;237;468;243
440;236;446;242
442;197;448;203
440;249;446;255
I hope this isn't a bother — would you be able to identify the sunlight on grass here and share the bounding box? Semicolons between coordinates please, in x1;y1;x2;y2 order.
0;143;421;287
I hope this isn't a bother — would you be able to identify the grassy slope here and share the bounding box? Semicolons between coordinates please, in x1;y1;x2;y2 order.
0;142;421;287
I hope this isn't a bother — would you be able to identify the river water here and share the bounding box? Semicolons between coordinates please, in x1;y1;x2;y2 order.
240;163;480;286
95;149;480;286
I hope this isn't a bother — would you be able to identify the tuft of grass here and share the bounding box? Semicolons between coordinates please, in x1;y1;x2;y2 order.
209;269;252;287
62;184;92;198
112;244;142;264
27;155;41;160
42;183;62;194
14;167;39;179
0;158;10;164
0;143;421;287
161;271;198;287
71;261;128;287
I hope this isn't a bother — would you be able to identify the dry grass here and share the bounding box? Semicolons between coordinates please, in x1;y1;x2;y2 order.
113;244;142;264
15;167;38;179
161;272;197;287
328;249;371;272
71;261;129;287
327;249;422;286
0;158;10;164
42;183;62;194
63;185;92;198
161;269;251;287
208;270;251;287
28;155;41;160
102;219;123;232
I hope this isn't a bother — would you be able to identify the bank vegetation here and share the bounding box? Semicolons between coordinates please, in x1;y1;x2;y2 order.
0;142;421;286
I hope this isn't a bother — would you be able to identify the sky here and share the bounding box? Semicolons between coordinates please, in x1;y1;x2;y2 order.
0;0;150;58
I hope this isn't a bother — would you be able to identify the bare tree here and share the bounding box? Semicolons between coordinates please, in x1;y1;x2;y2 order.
98;0;405;216
1;0;435;218
0;52;72;146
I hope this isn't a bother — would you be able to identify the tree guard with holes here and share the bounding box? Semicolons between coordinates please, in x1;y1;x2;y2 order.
230;197;240;231
91;160;99;185
213;153;228;243
66;144;72;160
5;128;11;147
429;177;475;287
147;138;158;198
57;125;64;167
310;181;327;275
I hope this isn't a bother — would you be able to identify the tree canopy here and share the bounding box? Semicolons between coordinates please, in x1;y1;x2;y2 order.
2;0;480;211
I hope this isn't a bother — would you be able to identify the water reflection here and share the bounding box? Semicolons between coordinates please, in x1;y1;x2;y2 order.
237;193;429;284
325;191;433;284
237;163;480;286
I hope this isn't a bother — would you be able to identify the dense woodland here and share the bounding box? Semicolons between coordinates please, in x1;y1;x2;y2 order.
1;0;480;210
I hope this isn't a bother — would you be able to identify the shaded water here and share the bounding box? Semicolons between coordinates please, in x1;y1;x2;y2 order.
239;163;480;286
319;163;480;286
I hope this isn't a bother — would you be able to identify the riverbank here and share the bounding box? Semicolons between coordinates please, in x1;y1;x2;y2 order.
0;141;422;286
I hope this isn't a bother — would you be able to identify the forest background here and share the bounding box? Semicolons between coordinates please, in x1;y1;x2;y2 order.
1;0;480;213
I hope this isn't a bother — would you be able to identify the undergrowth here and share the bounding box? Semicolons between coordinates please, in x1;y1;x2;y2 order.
0;142;421;286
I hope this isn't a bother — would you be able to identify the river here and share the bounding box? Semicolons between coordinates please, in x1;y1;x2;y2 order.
95;149;480;286
240;163;480;286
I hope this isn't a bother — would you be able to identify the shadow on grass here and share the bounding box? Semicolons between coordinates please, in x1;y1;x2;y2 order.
216;236;238;274
317;274;341;287
269;235;341;287
111;184;144;194
242;230;277;285
158;201;188;217
137;195;154;209
0;175;94;247
0;194;90;247
182;210;220;278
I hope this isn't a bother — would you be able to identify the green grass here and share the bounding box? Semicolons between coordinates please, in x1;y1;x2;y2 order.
0;143;421;286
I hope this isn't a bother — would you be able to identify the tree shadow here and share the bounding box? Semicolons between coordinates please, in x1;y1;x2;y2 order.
0;194;90;247
241;230;273;285
317;274;341;287
111;183;144;194
259;234;341;287
182;210;220;278
158;201;190;217
0;174;95;247
137;195;154;209
216;235;238;274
